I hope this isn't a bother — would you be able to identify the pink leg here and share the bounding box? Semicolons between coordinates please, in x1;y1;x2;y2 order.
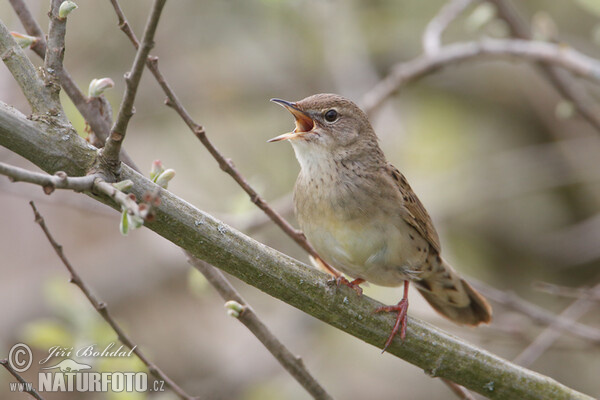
335;276;365;296
374;280;409;353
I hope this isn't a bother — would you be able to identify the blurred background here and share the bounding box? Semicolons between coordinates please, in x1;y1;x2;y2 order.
1;0;600;399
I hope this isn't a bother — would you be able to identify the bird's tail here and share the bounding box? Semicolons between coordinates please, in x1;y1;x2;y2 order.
415;259;492;325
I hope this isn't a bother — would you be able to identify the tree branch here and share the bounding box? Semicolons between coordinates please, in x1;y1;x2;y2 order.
8;0;137;167
29;201;196;400
472;279;600;344
43;0;68;110
0;160;143;219
422;0;476;55
488;0;600;133
362;38;600;115
0;102;594;400
108;0;342;278
0;19;55;115
102;0;167;166
0;359;45;400
187;255;332;400
513;282;600;367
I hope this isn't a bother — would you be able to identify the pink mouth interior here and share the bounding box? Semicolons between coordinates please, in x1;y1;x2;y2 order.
294;113;314;133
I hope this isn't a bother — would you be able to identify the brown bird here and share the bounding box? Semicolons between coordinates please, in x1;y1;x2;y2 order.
269;93;492;352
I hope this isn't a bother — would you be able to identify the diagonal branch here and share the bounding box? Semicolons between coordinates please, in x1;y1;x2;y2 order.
0;19;55;115
187;255;333;400
29;201;197;400
101;0;167;166
422;0;476;55
489;0;600;133
43;0;69;110
8;0;137;167
513;282;600;367
0;359;45;400
108;0;342;278
362;38;600;115
0;105;595;400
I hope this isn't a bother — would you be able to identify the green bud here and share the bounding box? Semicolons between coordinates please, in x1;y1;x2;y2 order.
58;1;78;19
88;78;114;98
155;169;175;189
112;179;133;192
224;300;245;318
150;160;165;181
10;32;38;49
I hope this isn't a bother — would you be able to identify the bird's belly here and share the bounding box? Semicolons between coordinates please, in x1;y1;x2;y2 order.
303;217;427;287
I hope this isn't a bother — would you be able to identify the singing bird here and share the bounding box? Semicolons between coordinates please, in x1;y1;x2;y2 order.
269;94;491;351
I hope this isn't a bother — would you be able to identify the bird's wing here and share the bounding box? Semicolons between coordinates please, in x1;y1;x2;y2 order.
385;164;441;253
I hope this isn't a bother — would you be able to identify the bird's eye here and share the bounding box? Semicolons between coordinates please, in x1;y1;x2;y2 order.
324;109;338;123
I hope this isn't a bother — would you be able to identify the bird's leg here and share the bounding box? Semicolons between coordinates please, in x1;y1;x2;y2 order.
311;255;364;295
335;276;365;296
374;280;410;352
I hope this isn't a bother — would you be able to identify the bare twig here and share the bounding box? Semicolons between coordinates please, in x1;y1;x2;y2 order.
533;281;600;301
0;359;45;400
0;161;96;193
423;0;476;55
441;378;476;400
471;279;600;344
0;162;144;219
513;282;600;367
362;38;600;115
8;0;137;167
0;19;55;115
108;0;342;278
1;107;595;399
488;0;600;133
101;0;167;166
43;0;68;108
107;5;338;397
29;202;197;400
187;255;333;400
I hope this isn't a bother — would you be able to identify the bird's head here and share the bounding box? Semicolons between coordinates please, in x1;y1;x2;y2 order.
268;94;377;155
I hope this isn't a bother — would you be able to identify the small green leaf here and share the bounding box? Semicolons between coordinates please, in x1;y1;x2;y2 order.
10;32;38;49
120;209;129;235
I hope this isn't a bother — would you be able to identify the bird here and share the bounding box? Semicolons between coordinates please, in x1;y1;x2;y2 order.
268;93;492;352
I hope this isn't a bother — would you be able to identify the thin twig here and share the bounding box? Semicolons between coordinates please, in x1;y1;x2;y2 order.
441;378;477;400
102;0;167;166
471;278;600;344
43;0;68;108
0;162;144;219
423;0;476;55
29;202;197;400
0;161;96;193
0;359;45;400
362;38;600;115
8;0;137;167
533;281;600;301
108;0;342;278
0;19;55;115
187;254;333;400
1;107;595;399
513;282;600;367
488;0;600;133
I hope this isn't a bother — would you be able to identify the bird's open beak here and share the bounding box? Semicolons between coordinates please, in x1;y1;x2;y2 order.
268;98;315;142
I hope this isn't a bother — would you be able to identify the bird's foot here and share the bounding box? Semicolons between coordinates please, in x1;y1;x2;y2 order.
374;298;409;353
331;276;365;296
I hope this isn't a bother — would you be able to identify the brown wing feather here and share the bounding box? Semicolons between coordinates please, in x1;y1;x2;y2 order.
385;164;441;253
